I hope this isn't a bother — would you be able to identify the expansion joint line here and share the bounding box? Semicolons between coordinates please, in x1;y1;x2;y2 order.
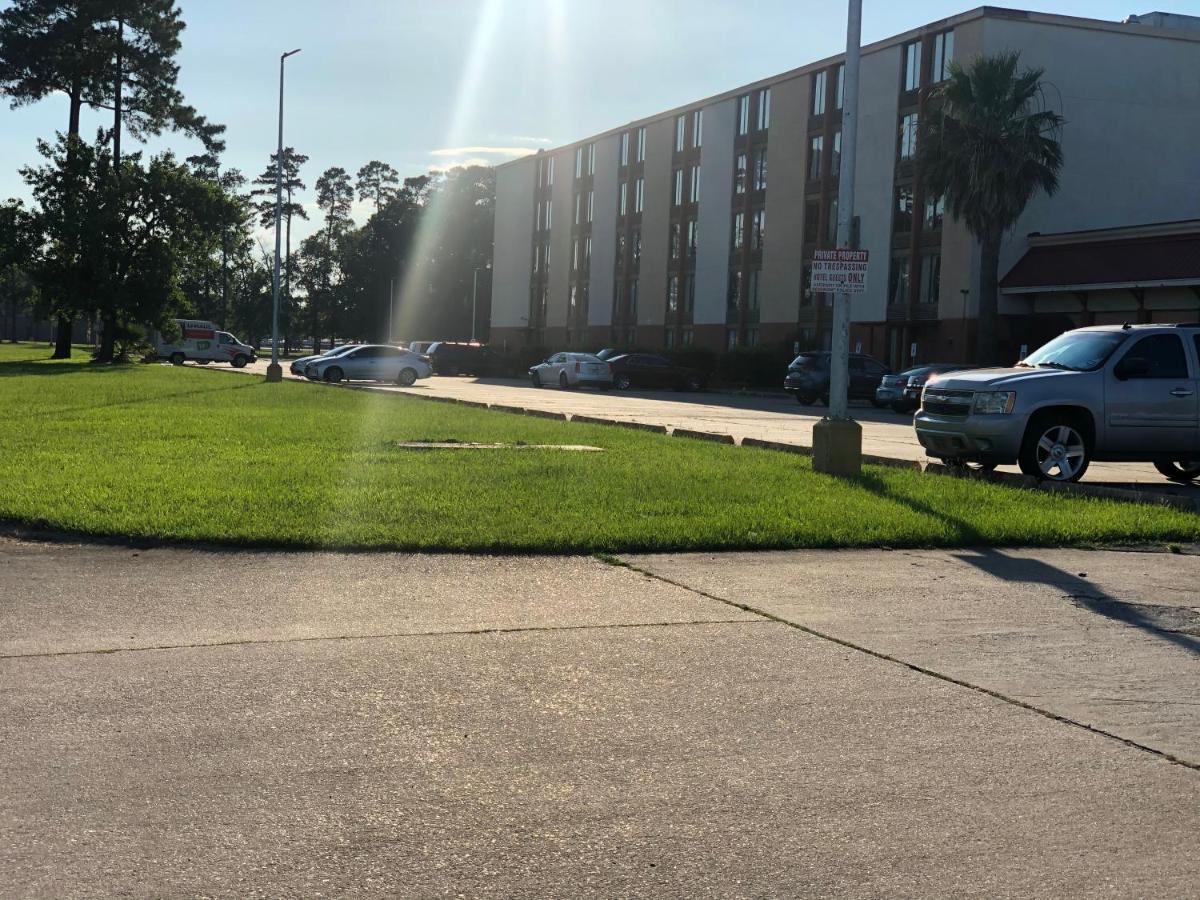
617;559;1200;775
0;617;768;662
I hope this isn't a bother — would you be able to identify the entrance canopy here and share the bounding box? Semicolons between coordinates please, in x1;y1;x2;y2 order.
1000;220;1200;295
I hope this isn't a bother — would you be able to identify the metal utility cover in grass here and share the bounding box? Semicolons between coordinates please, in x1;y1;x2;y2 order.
394;441;604;452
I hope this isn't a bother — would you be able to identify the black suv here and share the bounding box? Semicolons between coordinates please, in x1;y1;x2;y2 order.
783;351;891;407
426;342;500;377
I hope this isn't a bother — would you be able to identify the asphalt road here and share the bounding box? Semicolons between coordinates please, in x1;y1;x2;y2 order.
3;538;1198;897
233;358;1195;489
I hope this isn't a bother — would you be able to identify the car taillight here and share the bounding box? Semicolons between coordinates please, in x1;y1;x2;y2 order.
575;362;581;373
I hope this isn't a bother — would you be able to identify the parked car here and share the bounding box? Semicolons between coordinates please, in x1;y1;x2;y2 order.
914;323;1200;483
606;353;707;392
305;345;433;386
426;341;501;376
784;351;891;406
289;343;359;376
529;352;613;389
407;341;435;356
878;364;979;413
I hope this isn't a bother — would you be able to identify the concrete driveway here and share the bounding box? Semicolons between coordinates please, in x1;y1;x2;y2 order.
3;537;1199;897
232;358;1193;489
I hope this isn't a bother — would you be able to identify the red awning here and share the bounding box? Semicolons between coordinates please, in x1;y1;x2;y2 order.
1001;228;1200;294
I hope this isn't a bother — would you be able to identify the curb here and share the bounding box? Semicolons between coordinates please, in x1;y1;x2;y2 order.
525;408;569;421
671;428;736;445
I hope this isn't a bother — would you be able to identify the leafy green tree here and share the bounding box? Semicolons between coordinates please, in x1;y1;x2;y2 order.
0;200;38;342
918;52;1064;363
356;160;399;213
315;166;354;242
249;146;307;346
0;0;223;357
23;134;238;361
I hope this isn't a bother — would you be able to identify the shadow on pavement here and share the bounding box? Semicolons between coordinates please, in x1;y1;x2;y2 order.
855;471;1200;657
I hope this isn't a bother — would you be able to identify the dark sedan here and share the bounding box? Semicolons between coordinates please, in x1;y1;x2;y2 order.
606;353;708;392
878;363;979;413
784;351;891;407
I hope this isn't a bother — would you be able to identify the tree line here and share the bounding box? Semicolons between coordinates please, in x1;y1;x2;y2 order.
0;0;494;362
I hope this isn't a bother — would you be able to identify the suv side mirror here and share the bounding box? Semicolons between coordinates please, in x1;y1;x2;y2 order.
1115;356;1150;380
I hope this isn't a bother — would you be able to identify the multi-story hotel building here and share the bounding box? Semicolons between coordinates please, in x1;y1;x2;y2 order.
490;7;1200;367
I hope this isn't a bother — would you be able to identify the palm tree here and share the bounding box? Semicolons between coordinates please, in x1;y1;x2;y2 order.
919;52;1064;364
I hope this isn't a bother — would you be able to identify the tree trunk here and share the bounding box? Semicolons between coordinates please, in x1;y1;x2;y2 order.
52;89;85;360
97;313;117;363
977;235;1002;366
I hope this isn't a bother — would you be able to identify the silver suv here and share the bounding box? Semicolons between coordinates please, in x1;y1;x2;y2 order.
914;324;1200;483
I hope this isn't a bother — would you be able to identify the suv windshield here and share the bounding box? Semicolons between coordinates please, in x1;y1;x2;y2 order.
1022;330;1129;372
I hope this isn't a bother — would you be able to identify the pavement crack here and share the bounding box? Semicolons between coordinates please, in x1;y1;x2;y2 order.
0;617;770;662
619;560;1200;775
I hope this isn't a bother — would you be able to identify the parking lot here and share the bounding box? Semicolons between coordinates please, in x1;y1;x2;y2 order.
226;357;1200;490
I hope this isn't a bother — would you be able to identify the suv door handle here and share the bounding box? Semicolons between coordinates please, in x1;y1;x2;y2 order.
1170;388;1195;398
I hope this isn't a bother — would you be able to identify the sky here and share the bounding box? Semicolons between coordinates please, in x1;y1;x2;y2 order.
1;0;1194;243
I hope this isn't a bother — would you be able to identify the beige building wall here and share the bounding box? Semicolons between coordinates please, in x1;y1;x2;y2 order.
760;74;809;328
638;117;674;328
546;150;573;329
491;158;536;329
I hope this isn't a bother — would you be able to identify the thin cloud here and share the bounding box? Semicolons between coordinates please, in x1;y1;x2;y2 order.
429;157;493;172
430;146;538;159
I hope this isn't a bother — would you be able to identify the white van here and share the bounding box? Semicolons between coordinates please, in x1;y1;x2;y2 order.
153;319;257;368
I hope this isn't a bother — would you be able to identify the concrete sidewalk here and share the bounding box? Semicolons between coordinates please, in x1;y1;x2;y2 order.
2;537;1199;897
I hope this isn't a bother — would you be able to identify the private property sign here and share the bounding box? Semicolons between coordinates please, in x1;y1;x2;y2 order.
811;249;869;294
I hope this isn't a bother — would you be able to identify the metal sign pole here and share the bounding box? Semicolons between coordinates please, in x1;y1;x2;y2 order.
813;0;865;475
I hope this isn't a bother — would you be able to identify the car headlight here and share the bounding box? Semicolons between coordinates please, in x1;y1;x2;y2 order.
972;391;1017;415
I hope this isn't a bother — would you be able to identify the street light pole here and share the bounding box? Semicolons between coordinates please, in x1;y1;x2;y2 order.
266;48;301;383
813;0;864;475
471;269;479;343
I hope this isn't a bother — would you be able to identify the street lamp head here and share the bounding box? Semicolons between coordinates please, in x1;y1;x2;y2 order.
283;48;301;59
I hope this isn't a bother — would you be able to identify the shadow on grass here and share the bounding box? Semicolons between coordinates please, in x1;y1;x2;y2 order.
854;470;1200;658
0;358;134;377
5;381;260;421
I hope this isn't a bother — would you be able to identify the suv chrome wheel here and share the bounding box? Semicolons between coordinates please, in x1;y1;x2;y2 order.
1021;420;1090;483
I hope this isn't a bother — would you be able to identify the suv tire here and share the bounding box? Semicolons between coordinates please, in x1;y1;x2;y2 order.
1019;412;1091;483
1154;460;1200;483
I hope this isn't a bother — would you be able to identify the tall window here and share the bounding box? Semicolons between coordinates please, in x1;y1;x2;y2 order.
587;190;594;222
684;274;695;312
692;109;703;148
575;146;584;178
835;64;845;110
635;127;646;162
753;152;768;191
811;70;827;116
751;209;765;251
586;143;595;175
748;269;761;311
903;40;922;92
615;232;626;268
619;182;628;217
667;275;680;313
620;131;630;166
732;212;745;251
932;31;955;83
924;193;945;229
632;227;642;263
675;115;686;153
756;88;771;131
686;219;698;258
630;279;639;316
670;223;681;260
584;236;592;270
737;94;751;135
899;113;919;160
728;271;743;310
889;255;910;306
673;168;684;207
546;156;555;185
572;239;580;272
894;185;914;233
689;166;701;204
831;131;842;179
921;252;942;303
734;153;748;194
634;178;644;213
808;135;824;180
544;199;552;230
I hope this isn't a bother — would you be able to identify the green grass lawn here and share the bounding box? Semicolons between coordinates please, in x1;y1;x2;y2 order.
1;342;1196;553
